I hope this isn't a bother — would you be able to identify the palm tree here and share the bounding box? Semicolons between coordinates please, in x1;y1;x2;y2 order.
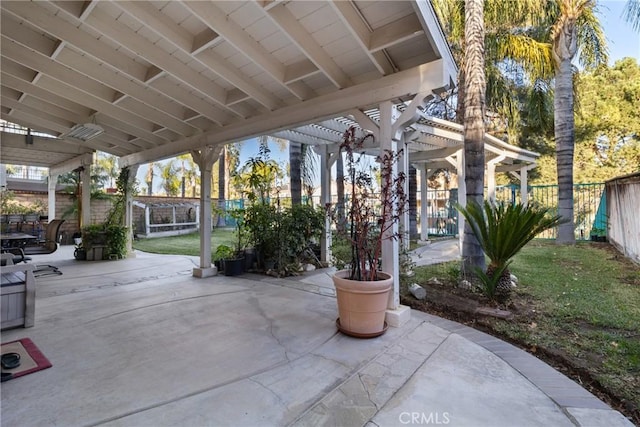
289;141;302;205
550;0;607;243
625;0;640;31
146;162;155;196
288;142;318;205
94;153;119;189
177;154;199;197
462;0;487;272
301;144;318;202
159;160;180;196
433;0;553;134
226;143;242;199
434;0;554;271
217;146;226;227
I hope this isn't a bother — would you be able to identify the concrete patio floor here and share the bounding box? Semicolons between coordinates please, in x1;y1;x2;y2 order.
1;246;633;427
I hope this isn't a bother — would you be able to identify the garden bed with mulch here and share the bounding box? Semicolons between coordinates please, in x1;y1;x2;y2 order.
401;242;640;425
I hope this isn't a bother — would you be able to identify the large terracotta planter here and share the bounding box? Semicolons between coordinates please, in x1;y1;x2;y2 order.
332;269;393;338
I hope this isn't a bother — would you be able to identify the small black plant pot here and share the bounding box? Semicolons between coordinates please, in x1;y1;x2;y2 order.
74;247;86;260
243;248;256;271
214;260;223;273
223;257;245;276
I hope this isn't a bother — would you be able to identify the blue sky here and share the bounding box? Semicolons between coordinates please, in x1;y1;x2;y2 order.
137;1;639;194
599;0;640;64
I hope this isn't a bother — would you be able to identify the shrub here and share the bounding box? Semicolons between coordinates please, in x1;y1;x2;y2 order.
457;200;564;300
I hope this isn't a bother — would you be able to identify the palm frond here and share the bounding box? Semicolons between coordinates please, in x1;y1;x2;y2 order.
525;79;554;134
576;4;609;69
624;0;640;31
457;200;565;268
490;33;554;80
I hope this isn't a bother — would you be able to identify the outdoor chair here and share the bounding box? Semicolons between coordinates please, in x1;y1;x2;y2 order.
22;219;64;256
0;248;31;266
0;252;16;266
21;219;65;276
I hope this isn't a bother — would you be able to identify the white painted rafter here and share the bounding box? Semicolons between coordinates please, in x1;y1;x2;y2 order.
81;8;244;118
262;2;353;89
328;0;395;75
182;1;314;101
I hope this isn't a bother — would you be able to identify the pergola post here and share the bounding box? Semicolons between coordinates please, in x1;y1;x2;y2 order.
487;155;506;203
191;145;221;278
419;165;429;241
47;173;58;221
379;101;398;306
319;145;332;263
379;101;408;325
520;165;536;206
125;165;139;257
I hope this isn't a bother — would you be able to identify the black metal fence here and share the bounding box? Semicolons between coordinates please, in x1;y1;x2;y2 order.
221;183;607;241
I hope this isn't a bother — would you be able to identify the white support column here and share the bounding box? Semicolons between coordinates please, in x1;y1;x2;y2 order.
487;155;506;203
191;145;221;278
520;165;536;206
47;173;59;220
456;149;466;249
144;206;151;236
399;134;410;250
380;101;401;306
319;145;332;263
81;166;91;228
380;102;411;326
125;165;139;257
419;164;429;242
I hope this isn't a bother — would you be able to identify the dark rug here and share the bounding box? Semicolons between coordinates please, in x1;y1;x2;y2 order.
1;338;52;382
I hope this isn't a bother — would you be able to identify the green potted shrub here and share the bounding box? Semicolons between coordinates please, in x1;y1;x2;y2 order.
105;224;128;259
244;203;277;270
217;209;246;276
213;244;235;274
82;224;108;260
327;126;407;338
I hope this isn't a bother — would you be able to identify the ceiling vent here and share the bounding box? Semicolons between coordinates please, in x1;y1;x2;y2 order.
65;123;104;141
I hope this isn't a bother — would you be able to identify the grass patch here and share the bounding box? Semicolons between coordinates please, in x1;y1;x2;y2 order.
405;241;640;423
132;228;237;259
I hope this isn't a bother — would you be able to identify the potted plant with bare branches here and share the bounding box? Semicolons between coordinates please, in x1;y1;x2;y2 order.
328;126;407;337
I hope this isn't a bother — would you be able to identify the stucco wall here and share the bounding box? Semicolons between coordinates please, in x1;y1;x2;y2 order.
6;192;204;244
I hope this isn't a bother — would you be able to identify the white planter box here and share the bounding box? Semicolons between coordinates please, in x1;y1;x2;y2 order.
1;264;36;330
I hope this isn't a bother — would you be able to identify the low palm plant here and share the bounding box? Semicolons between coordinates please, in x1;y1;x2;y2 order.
457;200;564;300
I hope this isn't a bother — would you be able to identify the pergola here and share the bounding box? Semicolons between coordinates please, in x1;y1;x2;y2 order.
0;1;537;325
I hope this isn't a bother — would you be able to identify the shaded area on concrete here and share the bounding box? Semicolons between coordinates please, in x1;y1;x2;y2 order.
0;246;632;426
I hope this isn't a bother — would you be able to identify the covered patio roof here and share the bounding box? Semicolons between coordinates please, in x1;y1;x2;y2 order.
1;0;457;171
0;0;540;302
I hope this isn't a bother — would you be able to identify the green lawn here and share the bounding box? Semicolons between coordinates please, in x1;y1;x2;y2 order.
407;241;640;421
132;228;237;259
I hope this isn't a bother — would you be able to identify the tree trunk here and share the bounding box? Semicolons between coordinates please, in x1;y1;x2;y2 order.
289;141;302;205
553;11;578;244
146;162;154;196
217;147;226;227
409;165;418;240
462;0;486;274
